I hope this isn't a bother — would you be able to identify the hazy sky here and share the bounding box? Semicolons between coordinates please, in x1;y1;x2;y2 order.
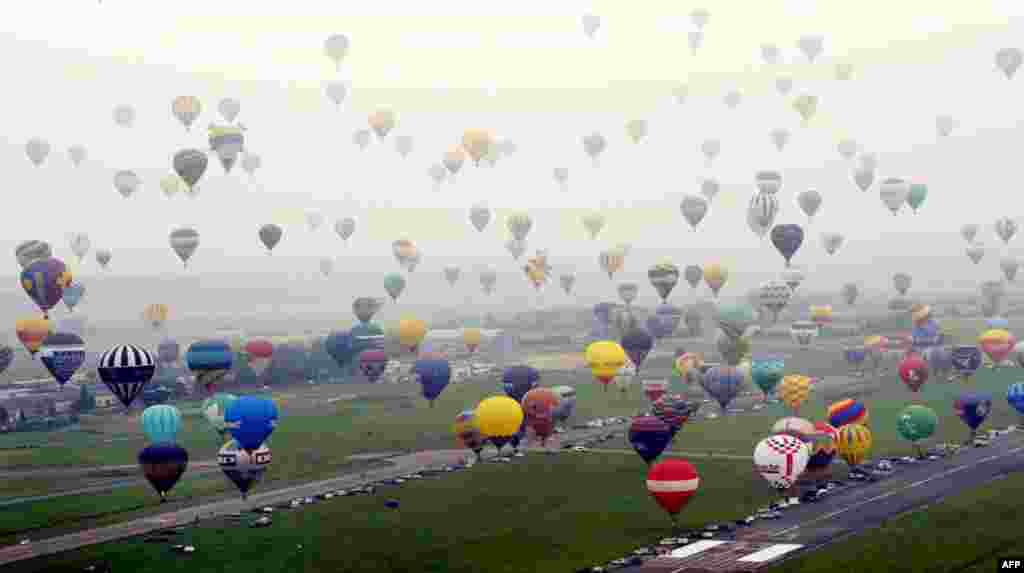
4;0;1024;296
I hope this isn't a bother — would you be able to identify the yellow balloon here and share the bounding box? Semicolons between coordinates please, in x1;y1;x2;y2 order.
585;341;627;384
368;108;397;138
399;318;427;352
16;317;52;355
836;423;872;466
461;129;495;165
979;329;1012;345
462;327;482;351
142;304;169;329
476;396;524;438
703;264;728;296
779;374;812;412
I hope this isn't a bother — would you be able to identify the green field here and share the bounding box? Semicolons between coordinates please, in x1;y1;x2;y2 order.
17;454;766;573
775;472;1024;573
5;326;1024;569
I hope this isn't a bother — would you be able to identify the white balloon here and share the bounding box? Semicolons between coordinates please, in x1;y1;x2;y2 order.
754;434;809;490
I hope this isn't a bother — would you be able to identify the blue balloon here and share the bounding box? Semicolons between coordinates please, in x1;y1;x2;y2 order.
955;392;992;431
62;282;85;311
986;317;1010;330
142;405;182;444
844;346;867;365
770;224;805;267
1008;383;1024;415
225;396;278;451
350;323;384;354
39;332;86;386
951;345;982;378
502;365;539;402
185;340;233;371
414;358;451;404
138;444;188;500
701;366;743;410
385;499;400;509
911;320;943;351
628;416;673;464
324;331;355;368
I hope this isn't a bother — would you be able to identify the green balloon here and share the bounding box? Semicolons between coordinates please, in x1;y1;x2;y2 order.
715;303;757;340
907;183;928;214
383;273;407;301
896;404;938;442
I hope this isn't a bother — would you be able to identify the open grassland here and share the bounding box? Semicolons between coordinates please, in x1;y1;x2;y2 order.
17;455;767;573
774;472;1024;573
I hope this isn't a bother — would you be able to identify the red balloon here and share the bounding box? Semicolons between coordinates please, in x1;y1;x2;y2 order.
244;339;274;359
899;354;929;392
646;459;699;518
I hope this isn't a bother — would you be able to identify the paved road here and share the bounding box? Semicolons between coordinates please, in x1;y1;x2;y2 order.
620;430;1024;571
0;423;626;566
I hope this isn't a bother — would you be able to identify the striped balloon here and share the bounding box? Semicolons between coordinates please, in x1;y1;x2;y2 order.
828;398;869;428
646;459;699;518
805;421;838;471
97;344;156;408
836;424;872;466
749;192;779;228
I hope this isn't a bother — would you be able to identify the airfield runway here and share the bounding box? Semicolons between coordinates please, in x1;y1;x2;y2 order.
0;424;625;567
619;430;1024;572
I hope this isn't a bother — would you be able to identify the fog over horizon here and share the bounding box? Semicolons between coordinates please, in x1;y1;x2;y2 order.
4;1;1024;333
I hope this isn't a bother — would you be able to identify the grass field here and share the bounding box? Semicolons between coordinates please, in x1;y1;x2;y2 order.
18;454;768;573
775;472;1024;573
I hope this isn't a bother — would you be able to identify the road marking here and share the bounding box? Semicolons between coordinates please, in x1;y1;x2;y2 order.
769;455;1004;537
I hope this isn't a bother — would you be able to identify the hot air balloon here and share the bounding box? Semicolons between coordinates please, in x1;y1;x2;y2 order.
803;421;838;479
703;264;728;297
186;340;233;394
68;145;88;167
810;306;833;327
139;444;188;502
16;318;50;358
392;239;420;272
646;459;699;526
598;248;626;279
368;108;397;139
218;440;271;500
142;405;182;445
629;416;673;464
521;388;560;447
836;424;872;467
398;319;427;354
651;394;700;437
168;228;200;268
172;149;208;193
39;332;85;387
757;280;792;323
979;330;1016;367
454;410;486;461
98;344;156;409
954;392;992;439
796;190;822;221
358;350;388;383
897;405;937;457
1007;383;1024;420
790;321;819;349
754;434;809;491
225;396;278;452
751;356;784;399
477;396;524;453
62;282;85;312
551;386;577;426
621;328;654;372
647;261;681;302
680;195;709;231
951;345;982;380
480;269;498;295
770;224;804;267
503;365;540;404
778;375;812;413
586;341;626;391
701;366;742;412
414;357;451;407
25;137;50;167
382;273;407;302
898;354;929;393
21;258;72;319
200;393;237;439
827;399;868;428
243;339;274;377
142;304;169;330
